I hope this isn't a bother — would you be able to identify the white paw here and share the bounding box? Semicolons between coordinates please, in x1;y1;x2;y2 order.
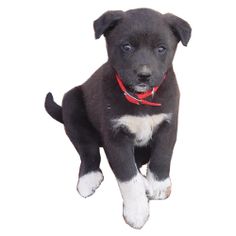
123;198;149;229
146;170;172;200
118;174;149;229
140;174;154;197
77;171;104;198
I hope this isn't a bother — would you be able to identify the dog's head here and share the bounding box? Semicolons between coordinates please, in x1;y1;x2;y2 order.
94;8;191;92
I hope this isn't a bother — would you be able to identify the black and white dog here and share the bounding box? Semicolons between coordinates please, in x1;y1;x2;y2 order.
45;8;191;229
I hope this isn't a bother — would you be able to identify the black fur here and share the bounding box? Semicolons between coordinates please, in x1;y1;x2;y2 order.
45;7;191;205
45;92;63;123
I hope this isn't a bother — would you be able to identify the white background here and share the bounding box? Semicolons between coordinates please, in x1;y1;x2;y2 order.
0;0;236;235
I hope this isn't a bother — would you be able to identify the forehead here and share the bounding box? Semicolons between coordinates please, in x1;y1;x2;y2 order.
125;9;166;30
109;10;171;44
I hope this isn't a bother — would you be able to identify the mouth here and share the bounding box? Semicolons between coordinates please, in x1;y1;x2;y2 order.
133;83;151;93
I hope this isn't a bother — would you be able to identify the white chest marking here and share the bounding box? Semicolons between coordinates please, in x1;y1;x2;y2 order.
112;113;172;146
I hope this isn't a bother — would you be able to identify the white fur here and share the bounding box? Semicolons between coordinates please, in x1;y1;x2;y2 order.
146;169;172;200
77;171;104;198
112;113;172;146
118;173;149;229
134;84;150;92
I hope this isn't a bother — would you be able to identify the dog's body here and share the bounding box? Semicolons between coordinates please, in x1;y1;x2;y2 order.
45;8;191;229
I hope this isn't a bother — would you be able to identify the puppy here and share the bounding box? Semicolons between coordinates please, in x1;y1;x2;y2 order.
45;8;191;229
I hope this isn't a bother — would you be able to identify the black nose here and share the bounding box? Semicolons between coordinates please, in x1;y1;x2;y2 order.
137;66;152;82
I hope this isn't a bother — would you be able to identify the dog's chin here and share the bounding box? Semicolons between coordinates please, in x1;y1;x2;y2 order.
133;84;151;93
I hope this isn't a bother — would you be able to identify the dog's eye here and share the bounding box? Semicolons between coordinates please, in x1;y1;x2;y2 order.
121;43;133;52
157;46;167;54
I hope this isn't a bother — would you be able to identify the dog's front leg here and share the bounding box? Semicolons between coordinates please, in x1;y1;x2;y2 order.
147;115;178;200
103;135;149;229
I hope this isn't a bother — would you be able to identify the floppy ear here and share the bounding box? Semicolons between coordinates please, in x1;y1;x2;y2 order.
164;13;192;46
93;11;124;39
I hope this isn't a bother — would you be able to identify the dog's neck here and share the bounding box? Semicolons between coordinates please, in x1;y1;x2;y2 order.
115;73;167;106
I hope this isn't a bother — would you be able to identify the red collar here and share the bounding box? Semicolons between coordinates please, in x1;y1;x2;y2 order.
115;73;167;106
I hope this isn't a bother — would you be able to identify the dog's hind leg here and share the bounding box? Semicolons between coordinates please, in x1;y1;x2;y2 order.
62;86;103;198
